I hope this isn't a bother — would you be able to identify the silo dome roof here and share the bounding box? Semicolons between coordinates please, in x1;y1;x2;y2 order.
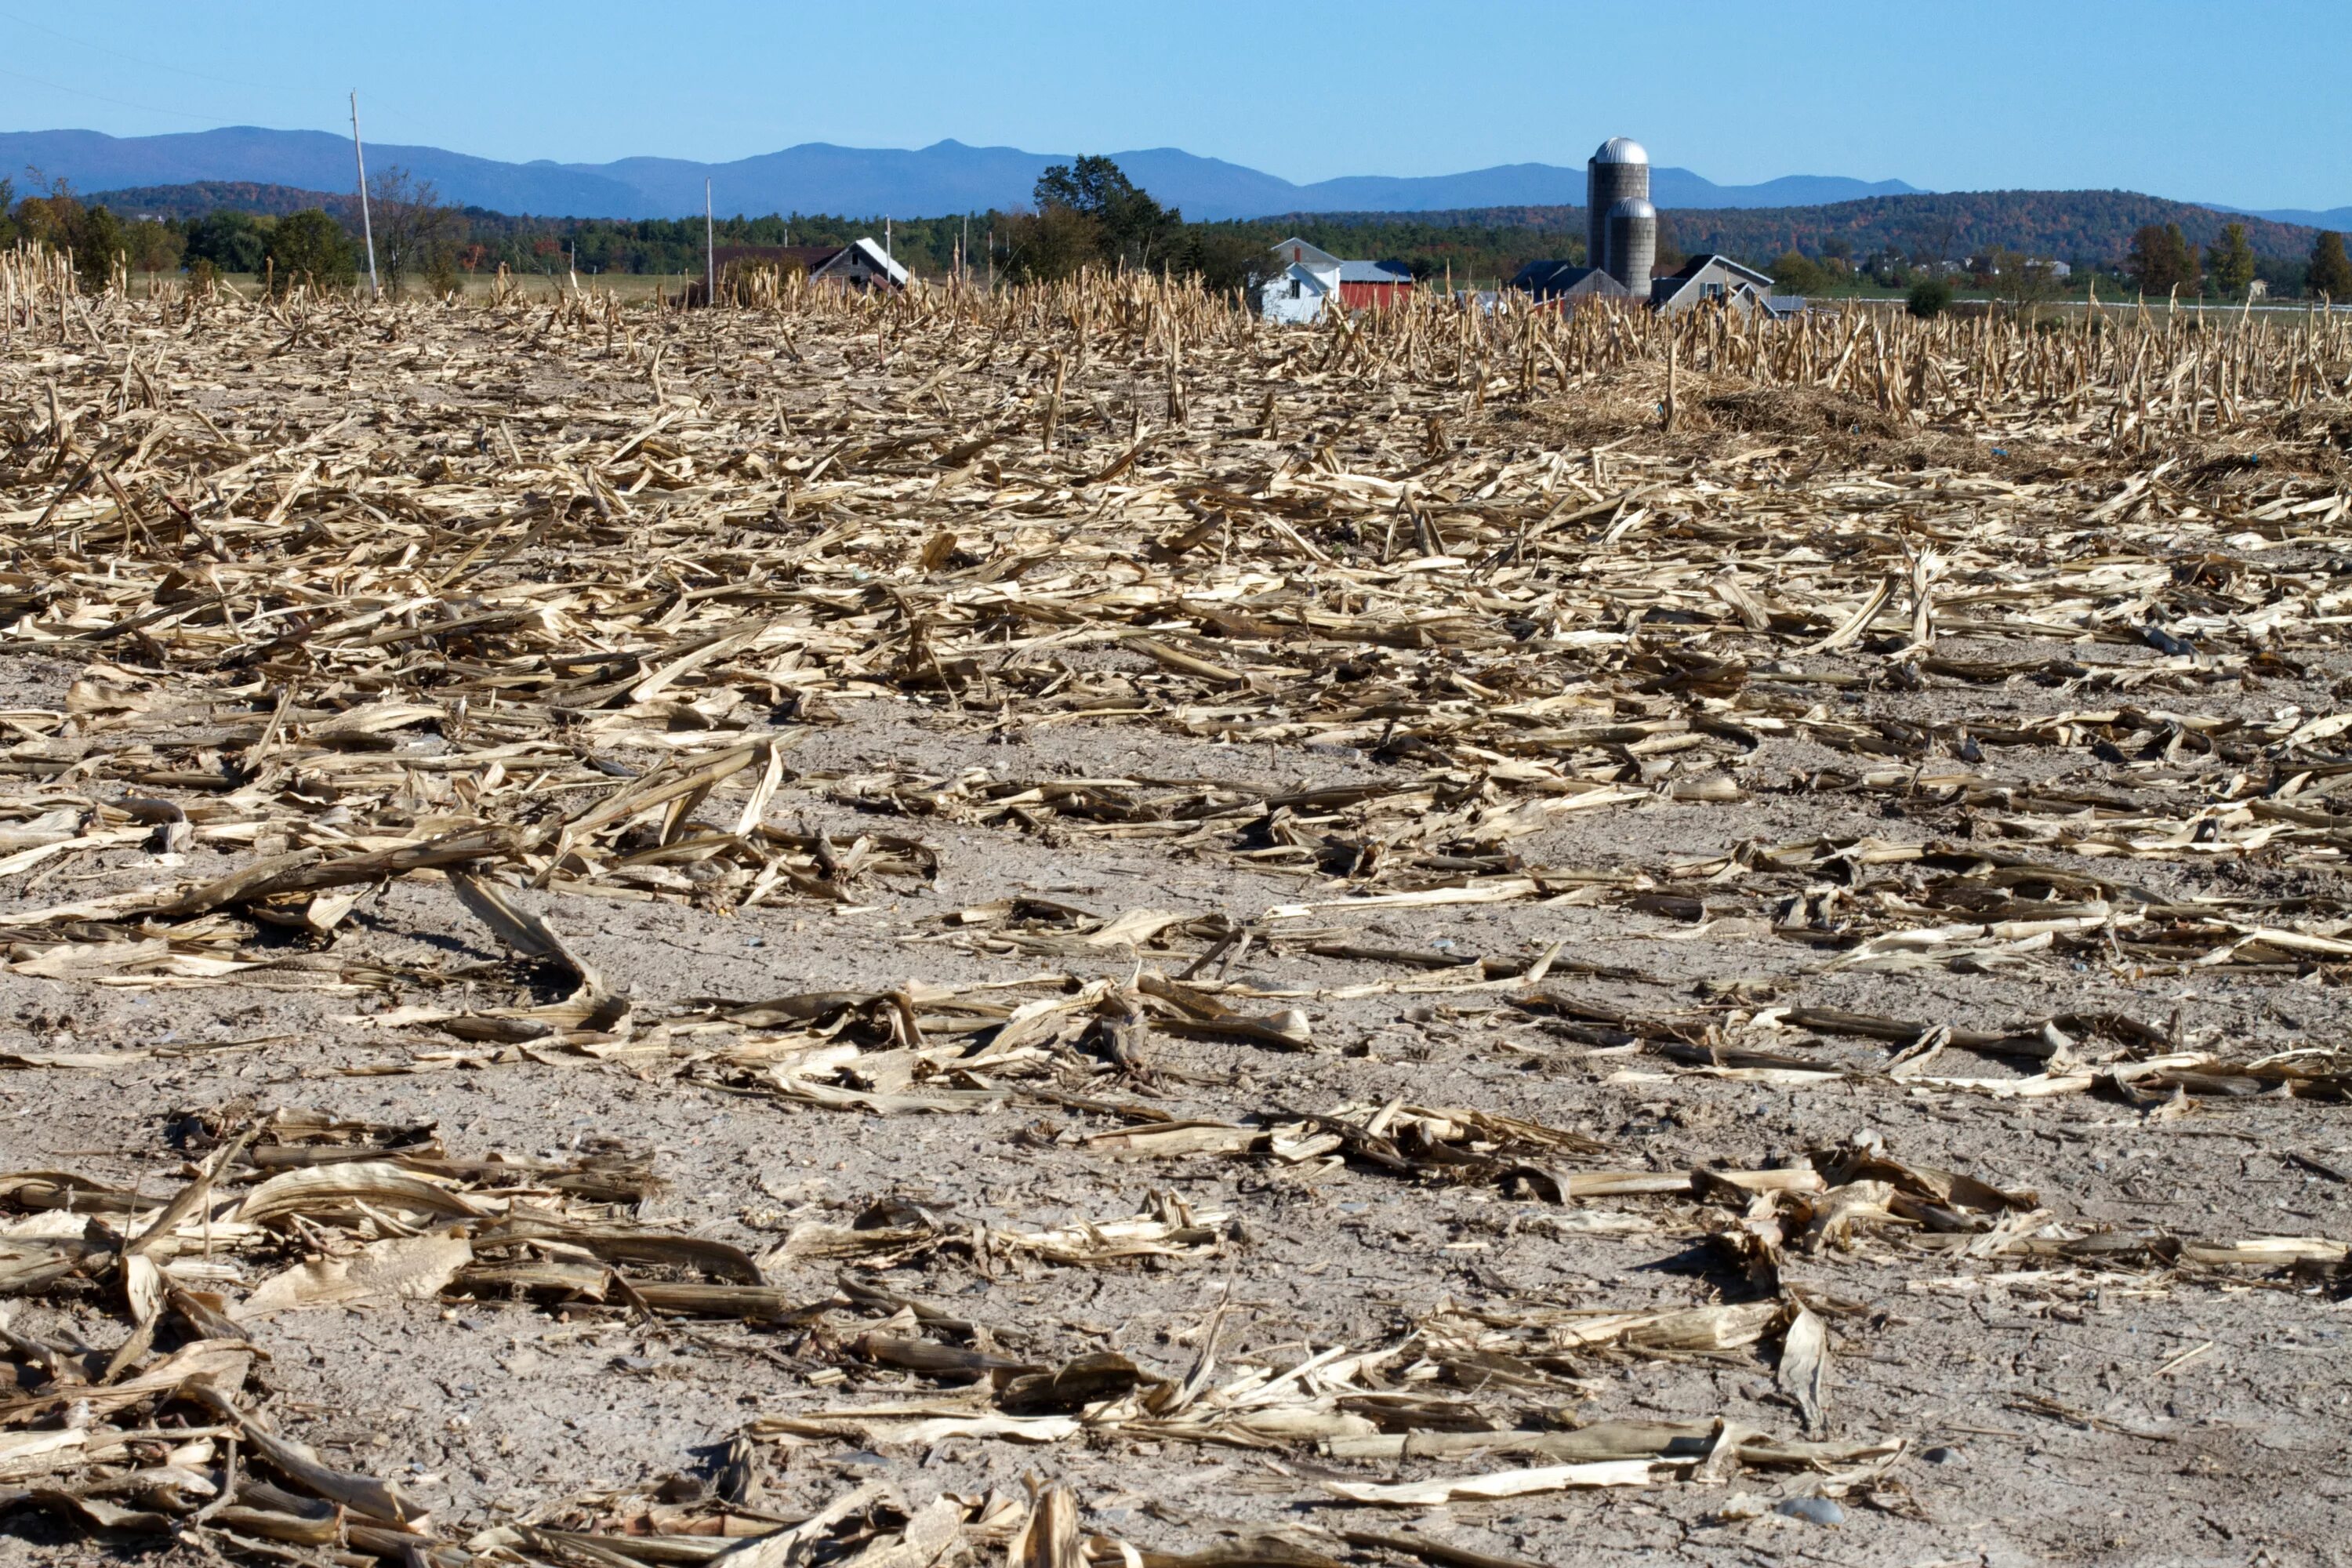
1592;137;1650;165
1606;197;1657;219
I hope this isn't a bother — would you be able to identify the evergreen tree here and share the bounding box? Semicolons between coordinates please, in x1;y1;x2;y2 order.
2205;223;2256;297
2311;231;2352;300
2126;223;2198;296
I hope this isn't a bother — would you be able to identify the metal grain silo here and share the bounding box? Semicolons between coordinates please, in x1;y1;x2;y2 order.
1606;198;1657;295
1586;137;1649;275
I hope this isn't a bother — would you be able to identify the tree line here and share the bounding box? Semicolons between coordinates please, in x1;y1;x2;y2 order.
13;158;2350;304
1;168;469;297
2;157;1277;295
2123;221;2352;300
1278;190;2351;300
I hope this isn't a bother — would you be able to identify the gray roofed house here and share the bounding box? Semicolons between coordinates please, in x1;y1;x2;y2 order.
1649;253;1803;318
1509;260;1639;307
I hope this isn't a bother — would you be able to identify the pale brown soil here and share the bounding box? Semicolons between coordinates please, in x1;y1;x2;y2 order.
2;278;2350;1567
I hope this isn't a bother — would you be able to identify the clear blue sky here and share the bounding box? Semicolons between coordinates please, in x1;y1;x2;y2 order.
2;0;2345;209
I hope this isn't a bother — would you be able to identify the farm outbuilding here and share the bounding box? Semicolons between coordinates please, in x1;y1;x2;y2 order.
712;238;908;292
1511;140;1806;319
1255;239;1414;321
805;238;909;291
1338;259;1414;310
1507;137;1661;313
691;238;909;305
1509;259;1641;310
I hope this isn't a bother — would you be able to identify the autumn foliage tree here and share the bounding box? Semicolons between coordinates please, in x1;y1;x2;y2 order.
8;178;126;290
367;165;459;299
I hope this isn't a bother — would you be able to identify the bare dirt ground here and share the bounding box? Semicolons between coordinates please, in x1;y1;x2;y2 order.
2;260;2350;1568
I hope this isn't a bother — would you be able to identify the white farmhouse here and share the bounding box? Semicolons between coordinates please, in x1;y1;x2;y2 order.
1256;238;1343;324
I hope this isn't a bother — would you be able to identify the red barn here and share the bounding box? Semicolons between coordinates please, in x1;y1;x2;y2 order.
1338;259;1415;310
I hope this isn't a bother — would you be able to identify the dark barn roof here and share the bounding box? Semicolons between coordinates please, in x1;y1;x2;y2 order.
713;244;848;273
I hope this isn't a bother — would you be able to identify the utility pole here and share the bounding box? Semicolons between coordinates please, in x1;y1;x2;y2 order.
885;216;892;263
350;91;379;296
704;179;715;307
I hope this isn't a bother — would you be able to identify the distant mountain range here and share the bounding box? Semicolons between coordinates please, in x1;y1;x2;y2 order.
5;125;1922;222
2203;201;2352;230
5;126;2339;236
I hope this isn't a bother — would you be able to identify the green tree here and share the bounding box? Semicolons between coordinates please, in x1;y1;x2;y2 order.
74;205;125;290
2310;231;2352;300
125;219;184;274
1906;276;1954;318
1769;251;1824;293
2205;222;2256;298
1033;154;1181;271
262;209;357;295
2126;223;2198;296
186;210;267;273
1002;203;1104;284
1172;225;1271;293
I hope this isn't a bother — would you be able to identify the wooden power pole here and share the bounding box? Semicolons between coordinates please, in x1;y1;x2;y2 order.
350;92;379;296
704;180;715;307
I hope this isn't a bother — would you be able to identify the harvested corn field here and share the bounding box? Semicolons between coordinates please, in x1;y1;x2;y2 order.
3;250;2352;1567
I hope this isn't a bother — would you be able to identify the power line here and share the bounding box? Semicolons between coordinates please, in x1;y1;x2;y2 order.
0;64;235;125
0;8;267;92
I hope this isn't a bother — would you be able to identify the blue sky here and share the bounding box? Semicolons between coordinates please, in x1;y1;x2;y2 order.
2;1;2346;209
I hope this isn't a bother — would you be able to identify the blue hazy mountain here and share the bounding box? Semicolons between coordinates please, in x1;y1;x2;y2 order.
4;125;1922;221
2203;201;2352;230
3;127;642;216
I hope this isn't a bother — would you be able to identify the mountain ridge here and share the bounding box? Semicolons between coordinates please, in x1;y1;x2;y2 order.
10;126;2339;234
6;125;1919;222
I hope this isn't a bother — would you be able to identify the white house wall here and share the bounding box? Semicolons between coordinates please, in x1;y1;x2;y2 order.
1259;263;1339;325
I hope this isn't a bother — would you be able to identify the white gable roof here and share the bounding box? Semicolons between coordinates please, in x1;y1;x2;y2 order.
1269;237;1341;272
845;237;911;287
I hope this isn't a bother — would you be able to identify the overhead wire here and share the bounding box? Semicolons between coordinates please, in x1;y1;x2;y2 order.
0;64;236;126
0;8;267;93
